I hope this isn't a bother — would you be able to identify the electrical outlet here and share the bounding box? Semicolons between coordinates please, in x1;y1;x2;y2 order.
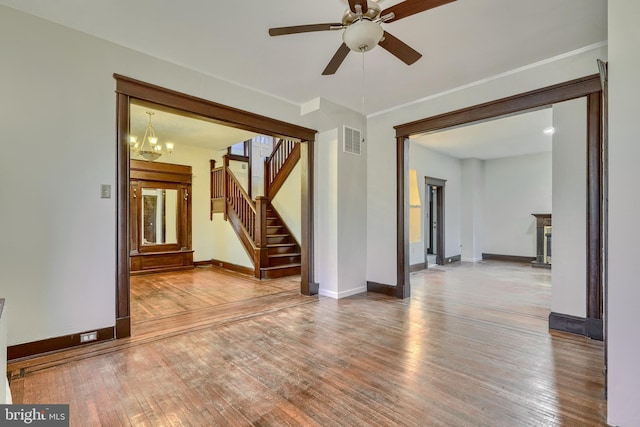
80;331;97;343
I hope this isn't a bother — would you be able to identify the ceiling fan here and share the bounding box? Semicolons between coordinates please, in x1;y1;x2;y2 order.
268;0;456;75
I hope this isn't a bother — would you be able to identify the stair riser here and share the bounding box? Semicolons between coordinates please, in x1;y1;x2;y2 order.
267;235;291;245
261;266;301;279
268;246;298;255
269;255;301;267
267;226;284;235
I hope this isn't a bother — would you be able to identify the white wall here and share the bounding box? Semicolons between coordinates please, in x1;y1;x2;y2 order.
408;144;462;266
608;2;640;425
551;98;587;318
367;43;606;288
271;162;302;243
305;98;367;299
0;6;352;345
461;159;484;262
483;152;552;257
336;128;368;298
315;130;339;296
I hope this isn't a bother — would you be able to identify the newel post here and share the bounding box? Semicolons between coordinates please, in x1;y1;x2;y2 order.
223;155;229;221
254;196;269;278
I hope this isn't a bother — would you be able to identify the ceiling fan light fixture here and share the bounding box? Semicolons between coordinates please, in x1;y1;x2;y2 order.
343;19;383;52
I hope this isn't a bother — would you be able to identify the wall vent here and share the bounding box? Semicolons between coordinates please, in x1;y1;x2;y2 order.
343;126;362;155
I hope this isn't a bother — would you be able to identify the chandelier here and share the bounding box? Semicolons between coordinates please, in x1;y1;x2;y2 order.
130;111;174;161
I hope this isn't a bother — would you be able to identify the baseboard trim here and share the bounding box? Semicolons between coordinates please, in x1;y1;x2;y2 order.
8;326;115;361
193;260;213;267
367;281;397;297
482;253;536;263
319;286;367;299
445;255;461;263
116;316;131;339
548;312;603;341
410;262;426;272
210;258;254;276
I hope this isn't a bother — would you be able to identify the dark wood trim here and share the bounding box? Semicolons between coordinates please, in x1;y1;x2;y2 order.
300;140;318;295
424;176;446;187
395;74;603;325
193;260;213;267
396;136;410;298
114;74;318;334
586;91;602;321
130;159;192;184
549;312;587;336
210;258;254;276
395;74;601;137
425;177;446;266
8;326;115;361
410;262;426;272
446;255;461;263
367;281;397;297
114;74;316;142
482;253;536;263
596;58;608;397
549;312;603;341
116;92;131;337
226;153;250;163
267;142;301;200
115;317;130;339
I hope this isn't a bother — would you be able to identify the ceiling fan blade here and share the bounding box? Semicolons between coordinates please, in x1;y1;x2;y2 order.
348;0;369;14
269;23;343;36
379;31;422;65
322;43;351;75
381;0;456;23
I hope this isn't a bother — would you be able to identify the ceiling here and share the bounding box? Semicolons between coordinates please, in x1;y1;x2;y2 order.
130;101;259;153
411;107;553;160
0;0;607;116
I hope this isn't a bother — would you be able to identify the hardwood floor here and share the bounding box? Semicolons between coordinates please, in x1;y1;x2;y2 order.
8;262;606;426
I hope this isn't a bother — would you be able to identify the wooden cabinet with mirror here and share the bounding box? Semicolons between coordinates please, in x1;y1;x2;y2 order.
130;159;193;274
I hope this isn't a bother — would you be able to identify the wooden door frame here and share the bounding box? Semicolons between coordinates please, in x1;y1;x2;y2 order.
114;74;318;338
394;74;604;341
425;176;446;266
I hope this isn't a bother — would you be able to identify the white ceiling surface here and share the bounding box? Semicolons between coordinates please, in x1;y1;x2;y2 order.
411;108;553;160
130;103;258;152
0;0;607;116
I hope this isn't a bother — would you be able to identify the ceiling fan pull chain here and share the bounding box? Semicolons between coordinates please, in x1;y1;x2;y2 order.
361;49;366;143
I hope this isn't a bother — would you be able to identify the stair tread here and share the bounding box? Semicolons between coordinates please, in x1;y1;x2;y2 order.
268;252;301;258
267;243;296;247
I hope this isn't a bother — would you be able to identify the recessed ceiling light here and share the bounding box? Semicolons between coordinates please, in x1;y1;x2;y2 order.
543;127;555;135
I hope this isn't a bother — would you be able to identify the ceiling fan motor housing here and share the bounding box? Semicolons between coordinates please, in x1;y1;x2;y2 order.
341;0;381;25
343;19;384;52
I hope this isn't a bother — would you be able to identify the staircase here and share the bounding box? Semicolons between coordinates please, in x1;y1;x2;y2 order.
210;138;301;279
262;206;301;278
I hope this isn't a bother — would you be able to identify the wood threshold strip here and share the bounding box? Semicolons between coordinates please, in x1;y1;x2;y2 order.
7;290;317;377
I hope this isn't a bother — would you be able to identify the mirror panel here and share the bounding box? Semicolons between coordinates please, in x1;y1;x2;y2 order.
141;188;178;245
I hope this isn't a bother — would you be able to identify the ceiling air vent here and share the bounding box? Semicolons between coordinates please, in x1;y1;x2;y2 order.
343;126;362;155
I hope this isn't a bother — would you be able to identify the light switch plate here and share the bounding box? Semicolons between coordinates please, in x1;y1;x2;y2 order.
101;184;111;199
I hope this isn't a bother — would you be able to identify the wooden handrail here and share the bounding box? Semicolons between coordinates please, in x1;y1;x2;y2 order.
226;167;256;241
264;138;298;196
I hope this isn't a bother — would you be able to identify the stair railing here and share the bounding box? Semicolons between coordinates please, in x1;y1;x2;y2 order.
226;168;256;242
264;139;300;199
224;161;269;277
